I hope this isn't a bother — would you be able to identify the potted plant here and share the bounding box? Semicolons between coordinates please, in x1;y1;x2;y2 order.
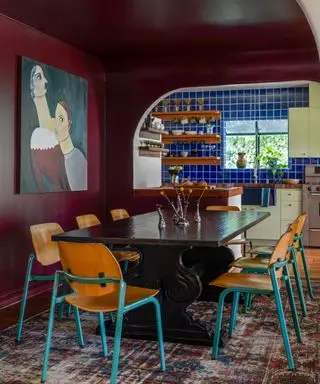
256;146;287;184
168;165;183;184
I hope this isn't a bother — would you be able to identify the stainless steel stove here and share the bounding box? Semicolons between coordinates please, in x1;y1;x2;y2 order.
303;165;320;247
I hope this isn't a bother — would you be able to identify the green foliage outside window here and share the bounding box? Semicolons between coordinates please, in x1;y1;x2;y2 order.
225;120;288;169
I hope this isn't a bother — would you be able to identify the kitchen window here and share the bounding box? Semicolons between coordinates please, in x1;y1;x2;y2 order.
224;119;288;169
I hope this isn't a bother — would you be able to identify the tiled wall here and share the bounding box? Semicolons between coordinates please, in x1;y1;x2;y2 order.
157;86;312;184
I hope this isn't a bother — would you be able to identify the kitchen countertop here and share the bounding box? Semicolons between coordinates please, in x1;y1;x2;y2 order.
134;186;243;198
216;183;303;189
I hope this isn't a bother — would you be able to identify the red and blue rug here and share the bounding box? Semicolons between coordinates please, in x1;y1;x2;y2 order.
0;283;319;383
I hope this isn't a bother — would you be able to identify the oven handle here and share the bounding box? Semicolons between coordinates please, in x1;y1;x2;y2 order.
309;229;320;232
311;193;320;196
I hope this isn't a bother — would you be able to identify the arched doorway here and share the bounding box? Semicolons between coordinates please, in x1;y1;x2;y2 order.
133;81;313;189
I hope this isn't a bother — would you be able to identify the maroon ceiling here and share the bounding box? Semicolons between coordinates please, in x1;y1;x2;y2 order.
0;0;317;59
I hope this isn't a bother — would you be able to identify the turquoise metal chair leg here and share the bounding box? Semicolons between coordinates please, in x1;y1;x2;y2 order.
73;306;84;347
283;265;302;343
298;238;314;298
270;270;295;370
290;247;307;316
229;292;240;337
110;284;126;384
212;290;229;359
98;312;108;357
16;253;35;343
243;293;251;313
151;297;166;371
41;273;60;383
58;280;68;321
122;260;129;274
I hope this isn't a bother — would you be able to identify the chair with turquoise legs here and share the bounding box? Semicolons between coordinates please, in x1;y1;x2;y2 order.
76;214;140;273
242;213;313;299
41;241;165;384
294;213;314;299
230;215;308;316
16;223;68;343
205;205;253;256
210;230;302;370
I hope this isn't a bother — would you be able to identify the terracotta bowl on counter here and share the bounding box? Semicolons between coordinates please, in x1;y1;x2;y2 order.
283;179;300;185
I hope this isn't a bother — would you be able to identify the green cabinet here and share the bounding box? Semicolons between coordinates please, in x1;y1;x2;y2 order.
288;107;309;157
288;106;320;158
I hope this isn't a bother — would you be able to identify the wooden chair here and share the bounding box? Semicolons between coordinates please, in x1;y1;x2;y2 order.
76;214;140;270
230;218;307;316
210;230;302;370
293;213;314;298
205;205;253;256
110;208;130;222
240;214;312;299
16;223;66;343
76;214;101;229
41;241;165;384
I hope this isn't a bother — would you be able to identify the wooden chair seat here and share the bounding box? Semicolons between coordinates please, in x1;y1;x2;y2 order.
210;272;278;291
113;249;140;263
230;256;269;269
66;286;159;313
247;245;273;255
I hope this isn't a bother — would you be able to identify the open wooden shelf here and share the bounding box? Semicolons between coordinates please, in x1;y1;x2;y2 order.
141;128;169;135
162;134;220;144
162;156;220;165
152;110;220;121
139;147;169;158
139;146;169;153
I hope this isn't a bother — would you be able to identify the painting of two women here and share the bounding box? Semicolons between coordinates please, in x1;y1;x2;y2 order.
20;57;88;193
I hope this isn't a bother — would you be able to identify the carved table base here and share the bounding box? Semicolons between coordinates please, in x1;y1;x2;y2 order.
105;244;234;345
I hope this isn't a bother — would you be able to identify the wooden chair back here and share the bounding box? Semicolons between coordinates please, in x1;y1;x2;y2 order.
269;229;296;278
287;218;300;246
296;213;307;236
205;205;240;212
30;223;63;266
110;209;130;221
76;214;101;229
58;242;123;297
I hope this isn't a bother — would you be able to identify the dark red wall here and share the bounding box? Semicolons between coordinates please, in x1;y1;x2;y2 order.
1;8;320;310
104;52;320;215
0;15;106;307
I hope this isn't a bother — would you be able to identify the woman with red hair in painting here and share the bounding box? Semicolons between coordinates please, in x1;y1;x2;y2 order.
30;65;70;191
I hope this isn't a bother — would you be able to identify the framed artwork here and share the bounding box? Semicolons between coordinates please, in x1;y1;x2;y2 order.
19;57;88;193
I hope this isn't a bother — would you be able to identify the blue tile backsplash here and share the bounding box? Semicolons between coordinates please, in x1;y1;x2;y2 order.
156;85;313;184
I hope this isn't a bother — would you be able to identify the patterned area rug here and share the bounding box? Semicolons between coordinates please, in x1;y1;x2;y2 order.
0;283;319;384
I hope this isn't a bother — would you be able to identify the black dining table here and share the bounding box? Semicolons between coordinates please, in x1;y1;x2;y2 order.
53;209;270;345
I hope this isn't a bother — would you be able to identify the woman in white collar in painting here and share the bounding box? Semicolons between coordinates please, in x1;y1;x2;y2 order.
30;65;70;192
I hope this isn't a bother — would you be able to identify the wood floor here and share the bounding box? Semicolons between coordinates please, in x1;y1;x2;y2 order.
299;247;320;280
0;248;319;332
